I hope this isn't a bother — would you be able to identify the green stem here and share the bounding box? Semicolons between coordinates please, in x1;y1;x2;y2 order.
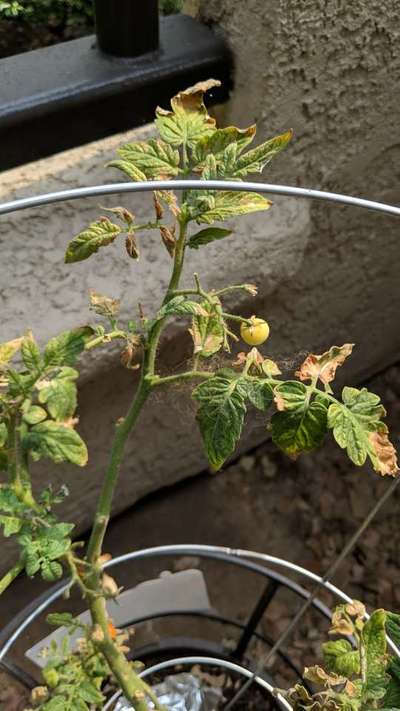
85;330;126;351
90;596;164;711
0;558;24;595
83;218;189;711
146;218;188;375
221;312;252;325
86;376;150;565
148;370;214;387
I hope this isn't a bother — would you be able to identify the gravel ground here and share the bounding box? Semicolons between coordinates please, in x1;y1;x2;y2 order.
1;363;399;709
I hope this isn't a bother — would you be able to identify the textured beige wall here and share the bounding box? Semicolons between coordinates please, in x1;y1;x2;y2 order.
1;0;400;571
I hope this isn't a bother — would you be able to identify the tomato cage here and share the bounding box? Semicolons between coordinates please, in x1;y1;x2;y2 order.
0;180;400;710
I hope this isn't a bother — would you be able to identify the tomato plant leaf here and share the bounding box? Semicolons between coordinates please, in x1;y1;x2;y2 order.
157;295;208;319
327;387;398;475
89;290;120;319
156;79;220;148
44;328;93;367
191;124;256;170
38;372;78;422
23;405;48;425
0;514;23;537
243;378;274;411
194;191;272;224
116;139;180;179
271;381;328;458
108;159;147;182
361;610;389;703
21;330;42;371
232;129;293;177
322;639;360;677
23;421;88;466
65;218;121;263
188;227;232;250
189;300;225;358
296;344;354;384
0;337;23;367
193;370;247;470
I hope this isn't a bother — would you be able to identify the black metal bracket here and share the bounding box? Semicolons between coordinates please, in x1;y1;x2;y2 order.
0;14;232;171
94;0;160;58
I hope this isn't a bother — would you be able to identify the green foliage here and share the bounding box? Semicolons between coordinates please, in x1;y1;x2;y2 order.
271;382;328;458
187;226;232;249
327;387;392;473
284;602;400;711
29;622;110;711
23;421;88;467
193;370;248;470
65;218;121;263
0;0;181;24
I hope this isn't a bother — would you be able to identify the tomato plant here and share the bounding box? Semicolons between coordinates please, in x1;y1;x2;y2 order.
0;80;397;710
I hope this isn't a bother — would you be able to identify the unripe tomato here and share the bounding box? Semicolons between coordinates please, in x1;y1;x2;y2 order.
240;316;270;346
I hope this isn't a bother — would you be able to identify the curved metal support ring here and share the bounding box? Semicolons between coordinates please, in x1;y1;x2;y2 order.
103;654;292;711
0;180;399;217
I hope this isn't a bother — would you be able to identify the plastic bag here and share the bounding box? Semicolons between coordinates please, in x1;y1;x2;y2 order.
115;672;223;710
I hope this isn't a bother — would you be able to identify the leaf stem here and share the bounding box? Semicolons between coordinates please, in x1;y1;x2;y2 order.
221;312;252;325
148;370;214;387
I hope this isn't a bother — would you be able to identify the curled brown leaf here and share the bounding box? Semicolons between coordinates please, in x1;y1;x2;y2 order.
369;428;398;476
296;344;354;384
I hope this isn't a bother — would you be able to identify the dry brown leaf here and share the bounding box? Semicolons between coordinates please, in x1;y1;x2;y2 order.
296;344;354;384
369;429;398;476
345;600;366;618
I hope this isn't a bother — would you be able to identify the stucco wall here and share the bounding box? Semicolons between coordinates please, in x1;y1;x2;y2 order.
1;0;400;571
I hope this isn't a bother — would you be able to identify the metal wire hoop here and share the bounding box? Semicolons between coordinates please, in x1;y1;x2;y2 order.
103;654;292;711
0;544;353;662
0;180;399;217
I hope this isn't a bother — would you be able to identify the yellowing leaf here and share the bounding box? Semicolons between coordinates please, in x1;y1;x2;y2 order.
0;337;23;367
23;421;88;466
327;386;396;475
190;299;225;358
195;191;272;224
65;218;121;263
192;124;256;170
108;159;147;182
233;129;293;177
156;79;220;148
21;331;42;371
116;139;180;179
296;344;354;384
44;327;94;367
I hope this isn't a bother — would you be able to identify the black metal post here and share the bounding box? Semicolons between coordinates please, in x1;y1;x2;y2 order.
94;0;159;58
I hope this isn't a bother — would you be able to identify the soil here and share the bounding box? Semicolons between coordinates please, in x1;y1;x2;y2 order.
0;16;93;59
1;362;399;709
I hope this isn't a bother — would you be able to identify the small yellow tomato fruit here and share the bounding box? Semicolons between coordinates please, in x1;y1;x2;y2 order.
240;316;270;346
